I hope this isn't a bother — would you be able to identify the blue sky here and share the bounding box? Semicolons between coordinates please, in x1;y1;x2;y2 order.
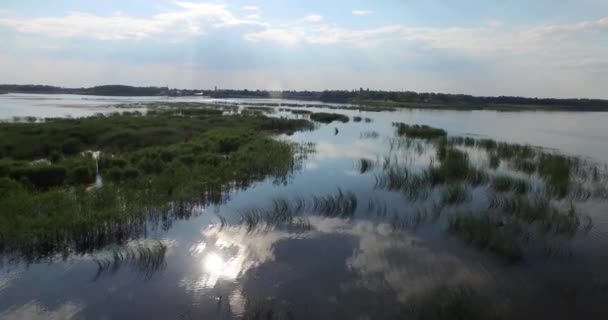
1;0;607;98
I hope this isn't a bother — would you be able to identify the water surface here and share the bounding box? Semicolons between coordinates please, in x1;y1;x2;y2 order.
1;94;608;319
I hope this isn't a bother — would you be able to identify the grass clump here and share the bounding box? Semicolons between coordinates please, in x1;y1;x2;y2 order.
441;184;471;206
538;154;571;198
93;241;168;280
309;112;350;124
289;109;312;115
356;158;375;174
0;107;314;258
491;175;529;195
395;123;447;139
405;285;503;320
448;213;523;261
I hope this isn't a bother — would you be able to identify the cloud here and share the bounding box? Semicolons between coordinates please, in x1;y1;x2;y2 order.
303;14;323;23
245;14;261;20
242;5;260;11
352;10;374;16
0;2;267;40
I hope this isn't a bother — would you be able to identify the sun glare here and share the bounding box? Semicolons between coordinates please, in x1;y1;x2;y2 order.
204;252;225;274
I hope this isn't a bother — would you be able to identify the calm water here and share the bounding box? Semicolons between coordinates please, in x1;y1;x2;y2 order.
1;94;608;319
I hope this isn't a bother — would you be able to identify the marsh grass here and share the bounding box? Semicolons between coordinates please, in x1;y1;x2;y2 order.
244;106;276;113
448;212;524;261
93;241;167;280
376;124;598;260
390;206;442;231
488;153;500;169
538;154;571;198
356;158;375;174
441;184;472;206
288;109;312;115
360;131;380;139
309;112;350;124
394;123;447;139
404;285;503;320
446;134;608;200
488;194;588;236
238;189;358;231
491;175;530;195
0;108;315;258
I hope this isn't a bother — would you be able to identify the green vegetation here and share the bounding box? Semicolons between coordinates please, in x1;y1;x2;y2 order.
93;241;167;280
235;189;359;231
491;175;529;195
357;158;375;174
244;106;275;113
373;123;603;261
360;131;380;139
404;285;503;320
395;123;447;139
289;109;312;115
309;112;350;124
0;107;314;258
538;154;571;198
449;136;578;199
448;213;523;261
4;84;608;110
319;89;608;111
441;184;471;205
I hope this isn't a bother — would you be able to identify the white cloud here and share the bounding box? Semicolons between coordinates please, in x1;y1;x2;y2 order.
0;2;267;40
242;5;260;11
303;14;323;23
352;10;374;16
245;14;261;20
1;4;608;98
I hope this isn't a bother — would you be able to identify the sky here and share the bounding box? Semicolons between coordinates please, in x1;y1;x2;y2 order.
0;0;607;98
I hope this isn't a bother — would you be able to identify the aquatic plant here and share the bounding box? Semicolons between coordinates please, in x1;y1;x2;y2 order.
448;212;524;261
404;285;503;320
356;158;375;174
441;184;472;206
93;241;168;280
289;109;312;115
394;123;447;139
244;106;276;113
538;154;571;198
309;112;350;124
359;131;380;139
491;175;529;195
0;108;315;258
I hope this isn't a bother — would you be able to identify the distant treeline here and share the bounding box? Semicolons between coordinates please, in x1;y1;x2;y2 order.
0;85;179;96
319;90;608;109
2;84;608;109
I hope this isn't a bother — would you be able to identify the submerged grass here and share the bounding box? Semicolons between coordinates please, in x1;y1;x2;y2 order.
448;212;524;262
356;158;375;174
404;285;503;320
237;189;359;231
441;184;472;206
491;175;529;195
93;241;167;280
